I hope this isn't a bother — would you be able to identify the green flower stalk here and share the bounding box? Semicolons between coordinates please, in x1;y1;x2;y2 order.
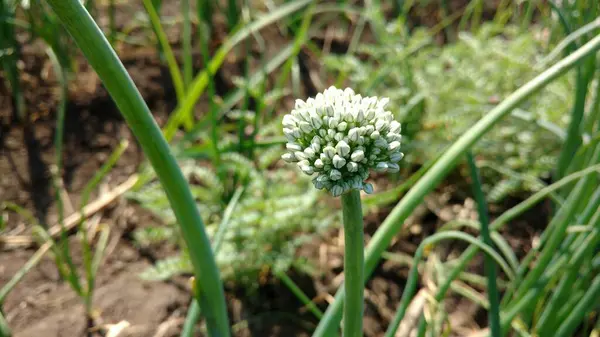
281;86;404;336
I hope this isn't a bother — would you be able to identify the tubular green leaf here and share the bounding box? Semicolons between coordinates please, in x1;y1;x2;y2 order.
466;152;501;337
275;270;324;320
0;309;10;337
554;276;600;337
142;0;186;104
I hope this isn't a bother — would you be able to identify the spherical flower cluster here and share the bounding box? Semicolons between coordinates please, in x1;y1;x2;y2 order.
281;86;404;197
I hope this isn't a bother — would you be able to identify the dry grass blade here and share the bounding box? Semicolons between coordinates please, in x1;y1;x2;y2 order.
103;320;131;337
0;175;138;249
395;289;429;337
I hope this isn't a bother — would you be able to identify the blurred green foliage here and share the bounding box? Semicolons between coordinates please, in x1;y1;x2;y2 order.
325;23;574;202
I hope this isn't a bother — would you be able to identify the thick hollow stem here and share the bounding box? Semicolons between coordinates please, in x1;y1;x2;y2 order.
341;189;365;337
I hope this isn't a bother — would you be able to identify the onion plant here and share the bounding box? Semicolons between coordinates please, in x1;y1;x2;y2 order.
0;141;127;325
281;86;404;336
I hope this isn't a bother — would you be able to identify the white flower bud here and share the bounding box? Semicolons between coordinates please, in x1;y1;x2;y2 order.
351;150;365;162
283;128;295;139
295;99;306;109
314;159;324;169
390;121;401;133
383;112;393;122
328;117;339;129
281;153;296;162
299;121;313;133
337;122;348;132
348;128;359;142
344;111;354;123
363;183;374;194
282;115;297;128
336;140;351;157
331;185;343;197
375;138;388;149
347;162;358;172
375;162;388;172
388;163;400;173
390;152;404;162
365;109;375;120
370;130;380;139
323;146;336;159
295;151;307;160
388;141;401;151
326;105;335;117
298;160;310;167
314;179;324;189
356;109;364;123
330;169;342;181
332;155;346;169
286;143;302;151
310;112;323;129
291;110;302;119
387;133;402;142
299;109;311;121
304;147;316;158
375;119;386;131
301;165;314;175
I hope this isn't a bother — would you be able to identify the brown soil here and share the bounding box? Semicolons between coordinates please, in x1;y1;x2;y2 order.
0;1;546;337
